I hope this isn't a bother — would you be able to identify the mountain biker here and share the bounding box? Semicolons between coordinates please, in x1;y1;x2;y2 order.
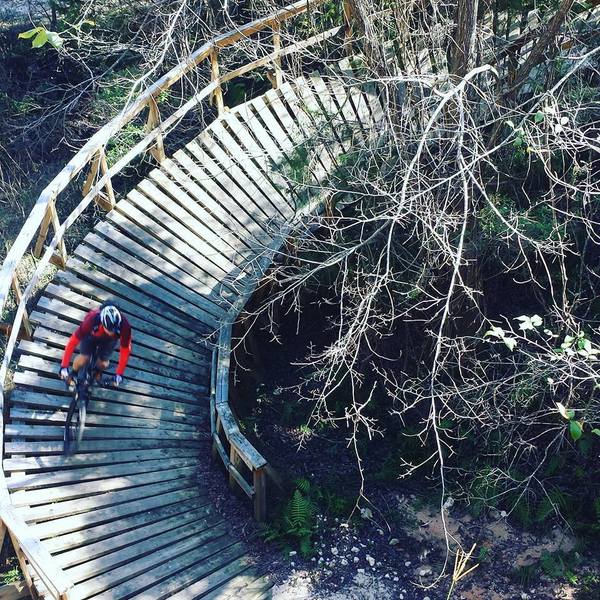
59;303;132;387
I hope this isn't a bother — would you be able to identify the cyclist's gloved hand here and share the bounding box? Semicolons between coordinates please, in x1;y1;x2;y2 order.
60;367;70;380
114;374;123;387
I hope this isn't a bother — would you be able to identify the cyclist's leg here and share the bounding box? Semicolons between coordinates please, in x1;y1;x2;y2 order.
73;353;91;373
94;338;118;373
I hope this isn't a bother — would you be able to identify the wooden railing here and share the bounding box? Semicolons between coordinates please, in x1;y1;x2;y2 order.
0;1;348;596
210;194;326;522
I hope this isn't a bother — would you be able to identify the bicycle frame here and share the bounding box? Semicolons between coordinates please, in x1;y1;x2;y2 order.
63;347;100;454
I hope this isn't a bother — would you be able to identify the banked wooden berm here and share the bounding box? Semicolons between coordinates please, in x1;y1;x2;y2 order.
0;1;385;597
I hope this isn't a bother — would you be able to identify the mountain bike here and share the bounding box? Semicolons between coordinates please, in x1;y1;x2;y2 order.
63;348;114;454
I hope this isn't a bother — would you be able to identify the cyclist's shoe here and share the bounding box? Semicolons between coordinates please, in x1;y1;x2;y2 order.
114;374;123;387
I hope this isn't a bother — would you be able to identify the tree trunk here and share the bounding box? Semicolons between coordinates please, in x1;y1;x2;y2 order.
448;0;480;77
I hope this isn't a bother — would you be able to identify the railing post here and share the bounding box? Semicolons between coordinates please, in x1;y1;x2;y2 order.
82;149;115;211
33;204;54;258
229;447;243;491
343;0;354;53
209;48;225;115
146;96;167;163
10;274;32;340
8;532;35;598
48;201;68;268
253;467;267;522
271;22;283;89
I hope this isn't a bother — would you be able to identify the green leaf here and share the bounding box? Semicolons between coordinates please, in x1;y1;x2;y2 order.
569;420;582;442
18;27;43;39
46;31;63;48
534;111;545;123
32;29;49;48
591;429;600;437
556;402;570;420
503;337;517;351
484;326;505;340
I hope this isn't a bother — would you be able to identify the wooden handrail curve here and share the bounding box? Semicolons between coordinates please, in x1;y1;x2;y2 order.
210;195;326;521
0;1;340;596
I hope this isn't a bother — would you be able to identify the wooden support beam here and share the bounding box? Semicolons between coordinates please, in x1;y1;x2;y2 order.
209;48;225;115
229;446;244;492
343;0;354;53
82;150;115;211
32;205;53;259
8;532;36;598
146;96;167;163
48;202;67;268
9;274;32;340
253;467;267;522
272;23;283;89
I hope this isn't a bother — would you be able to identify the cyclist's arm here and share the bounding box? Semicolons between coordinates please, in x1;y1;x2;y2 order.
116;321;132;376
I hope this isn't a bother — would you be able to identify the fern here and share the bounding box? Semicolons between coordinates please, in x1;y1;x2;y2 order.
285;490;313;529
295;478;311;495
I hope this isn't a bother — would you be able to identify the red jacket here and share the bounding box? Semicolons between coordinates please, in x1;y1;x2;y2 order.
61;309;132;375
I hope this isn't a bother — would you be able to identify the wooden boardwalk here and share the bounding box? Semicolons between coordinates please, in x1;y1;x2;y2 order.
3;75;383;599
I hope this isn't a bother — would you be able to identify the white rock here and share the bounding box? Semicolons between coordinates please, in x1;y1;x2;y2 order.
377;528;384;535
389;538;400;545
331;547;339;555
385;574;390;579
393;577;399;582
404;561;411;567
289;551;297;557
290;562;295;567
366;555;375;567
419;567;432;577
360;507;373;519
353;557;359;563
424;597;431;600
341;558;348;566
351;546;360;553
500;510;508;518
399;595;404;600
357;569;365;574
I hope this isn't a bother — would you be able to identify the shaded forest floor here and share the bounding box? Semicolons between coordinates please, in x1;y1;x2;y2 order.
226;297;600;600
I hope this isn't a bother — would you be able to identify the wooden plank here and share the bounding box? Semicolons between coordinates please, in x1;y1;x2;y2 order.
201;121;289;219
92;220;228;318
5;422;201;443
160;157;275;253
16;471;199;523
4;446;199;473
7;456;199;491
219;113;294;217
58;505;218;569
9;405;198;434
128;550;255;600
321;77;370;144
192;129;280;225
36;287;210;367
40;492;208;553
62;258;207;337
74;242;218;329
308;75;353;152
106;206;232;301
263;85;330;181
11;465;197;508
172;147;277;245
31;325;203;386
17;339;205;394
188;569;271;600
0;505;73;598
65;513;224;583
88;538;245;600
133;181;248;280
12;370;206;413
28;482;203;540
4;438;199;459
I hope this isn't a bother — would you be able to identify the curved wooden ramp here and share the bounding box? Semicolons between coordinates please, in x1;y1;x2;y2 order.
4;75;383;599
